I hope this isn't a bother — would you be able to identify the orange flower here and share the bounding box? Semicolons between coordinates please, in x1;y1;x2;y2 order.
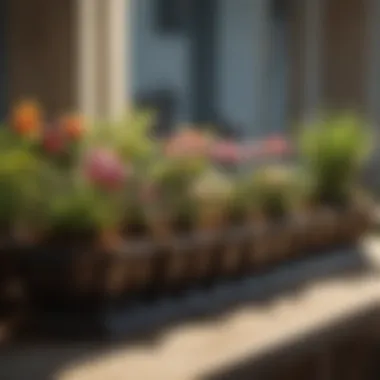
61;114;85;140
11;100;42;136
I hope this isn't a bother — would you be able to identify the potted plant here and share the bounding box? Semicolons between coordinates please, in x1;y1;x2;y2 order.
299;113;372;248
189;169;234;281
0;100;53;245
247;165;302;268
144;127;212;290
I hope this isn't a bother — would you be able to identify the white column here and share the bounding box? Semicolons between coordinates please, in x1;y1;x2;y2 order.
76;0;98;119
304;0;324;120
76;0;131;121
367;0;380;126
104;0;131;120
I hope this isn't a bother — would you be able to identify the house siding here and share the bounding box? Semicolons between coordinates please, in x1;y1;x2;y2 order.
8;0;75;116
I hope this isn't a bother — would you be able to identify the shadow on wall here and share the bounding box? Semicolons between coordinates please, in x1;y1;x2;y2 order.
135;88;241;139
135;89;177;137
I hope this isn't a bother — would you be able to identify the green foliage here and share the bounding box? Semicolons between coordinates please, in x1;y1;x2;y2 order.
45;174;126;233
299;113;371;205
0;103;370;238
0;145;45;228
147;150;210;222
86;110;157;166
249;165;304;219
190;168;234;218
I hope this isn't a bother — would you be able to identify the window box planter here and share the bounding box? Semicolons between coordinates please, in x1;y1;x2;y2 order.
0;203;369;314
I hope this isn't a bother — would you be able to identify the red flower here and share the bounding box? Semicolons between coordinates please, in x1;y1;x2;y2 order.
42;129;66;155
61;114;85;141
84;148;130;190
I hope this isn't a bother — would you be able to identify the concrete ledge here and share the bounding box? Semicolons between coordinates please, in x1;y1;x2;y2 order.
2;241;380;380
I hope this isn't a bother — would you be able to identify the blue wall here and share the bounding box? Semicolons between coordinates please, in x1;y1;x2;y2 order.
130;0;288;135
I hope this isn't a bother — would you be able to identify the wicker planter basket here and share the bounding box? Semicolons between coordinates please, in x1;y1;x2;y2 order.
0;204;369;310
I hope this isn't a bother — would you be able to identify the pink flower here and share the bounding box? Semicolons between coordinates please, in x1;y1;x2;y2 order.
262;135;292;156
240;142;265;161
209;140;242;164
239;135;292;161
164;129;210;159
84;148;130;190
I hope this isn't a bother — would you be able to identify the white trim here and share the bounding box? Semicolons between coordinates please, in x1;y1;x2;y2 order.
76;0;97;118
104;0;130;120
304;0;324;119
76;0;130;121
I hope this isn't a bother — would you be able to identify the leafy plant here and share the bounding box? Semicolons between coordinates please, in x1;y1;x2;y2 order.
144;127;214;224
299;113;371;206
249;165;303;219
85;110;157;168
190;168;234;223
45;174;127;235
0;147;45;230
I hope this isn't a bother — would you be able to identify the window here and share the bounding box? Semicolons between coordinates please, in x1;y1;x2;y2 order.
156;0;189;34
